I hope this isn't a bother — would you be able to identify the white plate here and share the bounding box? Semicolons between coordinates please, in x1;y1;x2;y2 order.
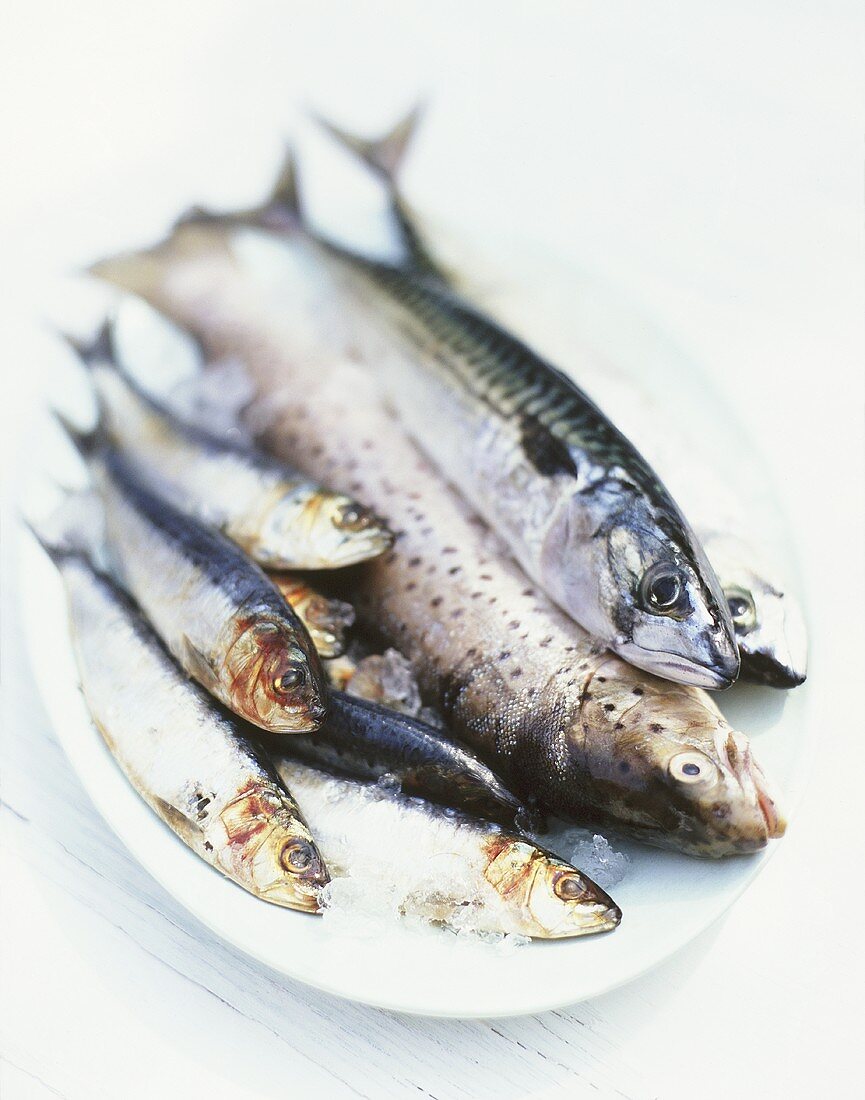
18;253;812;1018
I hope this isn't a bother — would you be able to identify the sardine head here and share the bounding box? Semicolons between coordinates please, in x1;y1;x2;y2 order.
723;575;807;689
575;660;787;856
483;839;621;939
268;575;355;659
224;617;328;733
218;784;329;911
253;487;393;570
551;493;740;689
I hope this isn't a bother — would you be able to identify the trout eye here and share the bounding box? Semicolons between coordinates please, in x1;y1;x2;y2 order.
553;872;586;901
638;563;690;617
273;665;306;694
334;502;372;531
726;588;756;633
668;751;716;786
280;839;315;874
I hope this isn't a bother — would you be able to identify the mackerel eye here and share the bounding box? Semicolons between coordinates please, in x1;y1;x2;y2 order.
553;872;586;901
726;588;756;633
273;665;305;694
639;563;689;617
281;839;315;874
668;751;716;786
335;502;372;531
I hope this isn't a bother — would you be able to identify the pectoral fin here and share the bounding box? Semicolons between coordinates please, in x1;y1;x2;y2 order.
179;634;220;691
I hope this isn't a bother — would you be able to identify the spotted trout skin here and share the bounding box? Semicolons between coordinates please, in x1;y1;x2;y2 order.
91;223;785;856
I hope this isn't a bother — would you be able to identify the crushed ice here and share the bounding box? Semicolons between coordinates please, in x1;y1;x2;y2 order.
570;833;629;889
347;649;422;716
168;357;257;442
317;870;532;955
533;823;629;890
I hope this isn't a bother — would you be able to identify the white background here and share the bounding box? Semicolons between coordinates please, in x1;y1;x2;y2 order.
1;2;863;1098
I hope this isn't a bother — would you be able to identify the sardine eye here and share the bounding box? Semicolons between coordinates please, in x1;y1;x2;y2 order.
726;588;756;633
335;502;372;531
668;751;715;785
639;563;690;617
273;665;305;694
280;839;315;874
553;872;586;901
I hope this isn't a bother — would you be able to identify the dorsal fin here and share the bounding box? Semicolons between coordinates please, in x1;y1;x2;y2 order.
312;104;424;182
267;147;302;218
175;147;303;233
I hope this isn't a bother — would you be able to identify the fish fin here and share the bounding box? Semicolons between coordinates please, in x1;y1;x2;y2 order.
23;517;83;568
58;319;117;370
24;489;105;568
311;104;424;182
311;105;451;283
179;633;220;690
50;405;106;459
175;147;303;233
151;795;208;850
266;147;302;221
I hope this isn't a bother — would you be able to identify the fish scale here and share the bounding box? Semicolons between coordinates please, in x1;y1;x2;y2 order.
269;232;738;691
92;219;785;856
77;439;327;735
361;259;653;485
41;548;328;911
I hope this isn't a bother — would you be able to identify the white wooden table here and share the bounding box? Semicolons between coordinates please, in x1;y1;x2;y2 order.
1;3;862;1096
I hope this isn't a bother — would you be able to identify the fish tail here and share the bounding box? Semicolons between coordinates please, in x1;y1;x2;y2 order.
58;319;117;370
23;489;103;569
23;516;82;567
312;104;451;284
311;104;424;183
51;406;105;459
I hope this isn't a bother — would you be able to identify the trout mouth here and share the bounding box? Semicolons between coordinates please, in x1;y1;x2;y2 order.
719;730;787;845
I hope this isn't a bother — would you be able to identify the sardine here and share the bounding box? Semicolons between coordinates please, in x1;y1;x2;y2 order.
701;534;807;688
64;322;392;570
90;237;784;856
281;690;528;827
36;541;328;910
267;571;355;657
318;112;808;689
167;154;737;689
59;420;327;734
275;759;620;938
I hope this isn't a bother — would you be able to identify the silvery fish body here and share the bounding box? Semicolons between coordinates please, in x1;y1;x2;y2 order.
314;109;787;686
281;690;527;827
275;759;620;939
457;286;810;690
45;548;328;911
166;178;739;689
91;222;785;856
312;111;807;691
75;437;327;734
69;325;392;570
